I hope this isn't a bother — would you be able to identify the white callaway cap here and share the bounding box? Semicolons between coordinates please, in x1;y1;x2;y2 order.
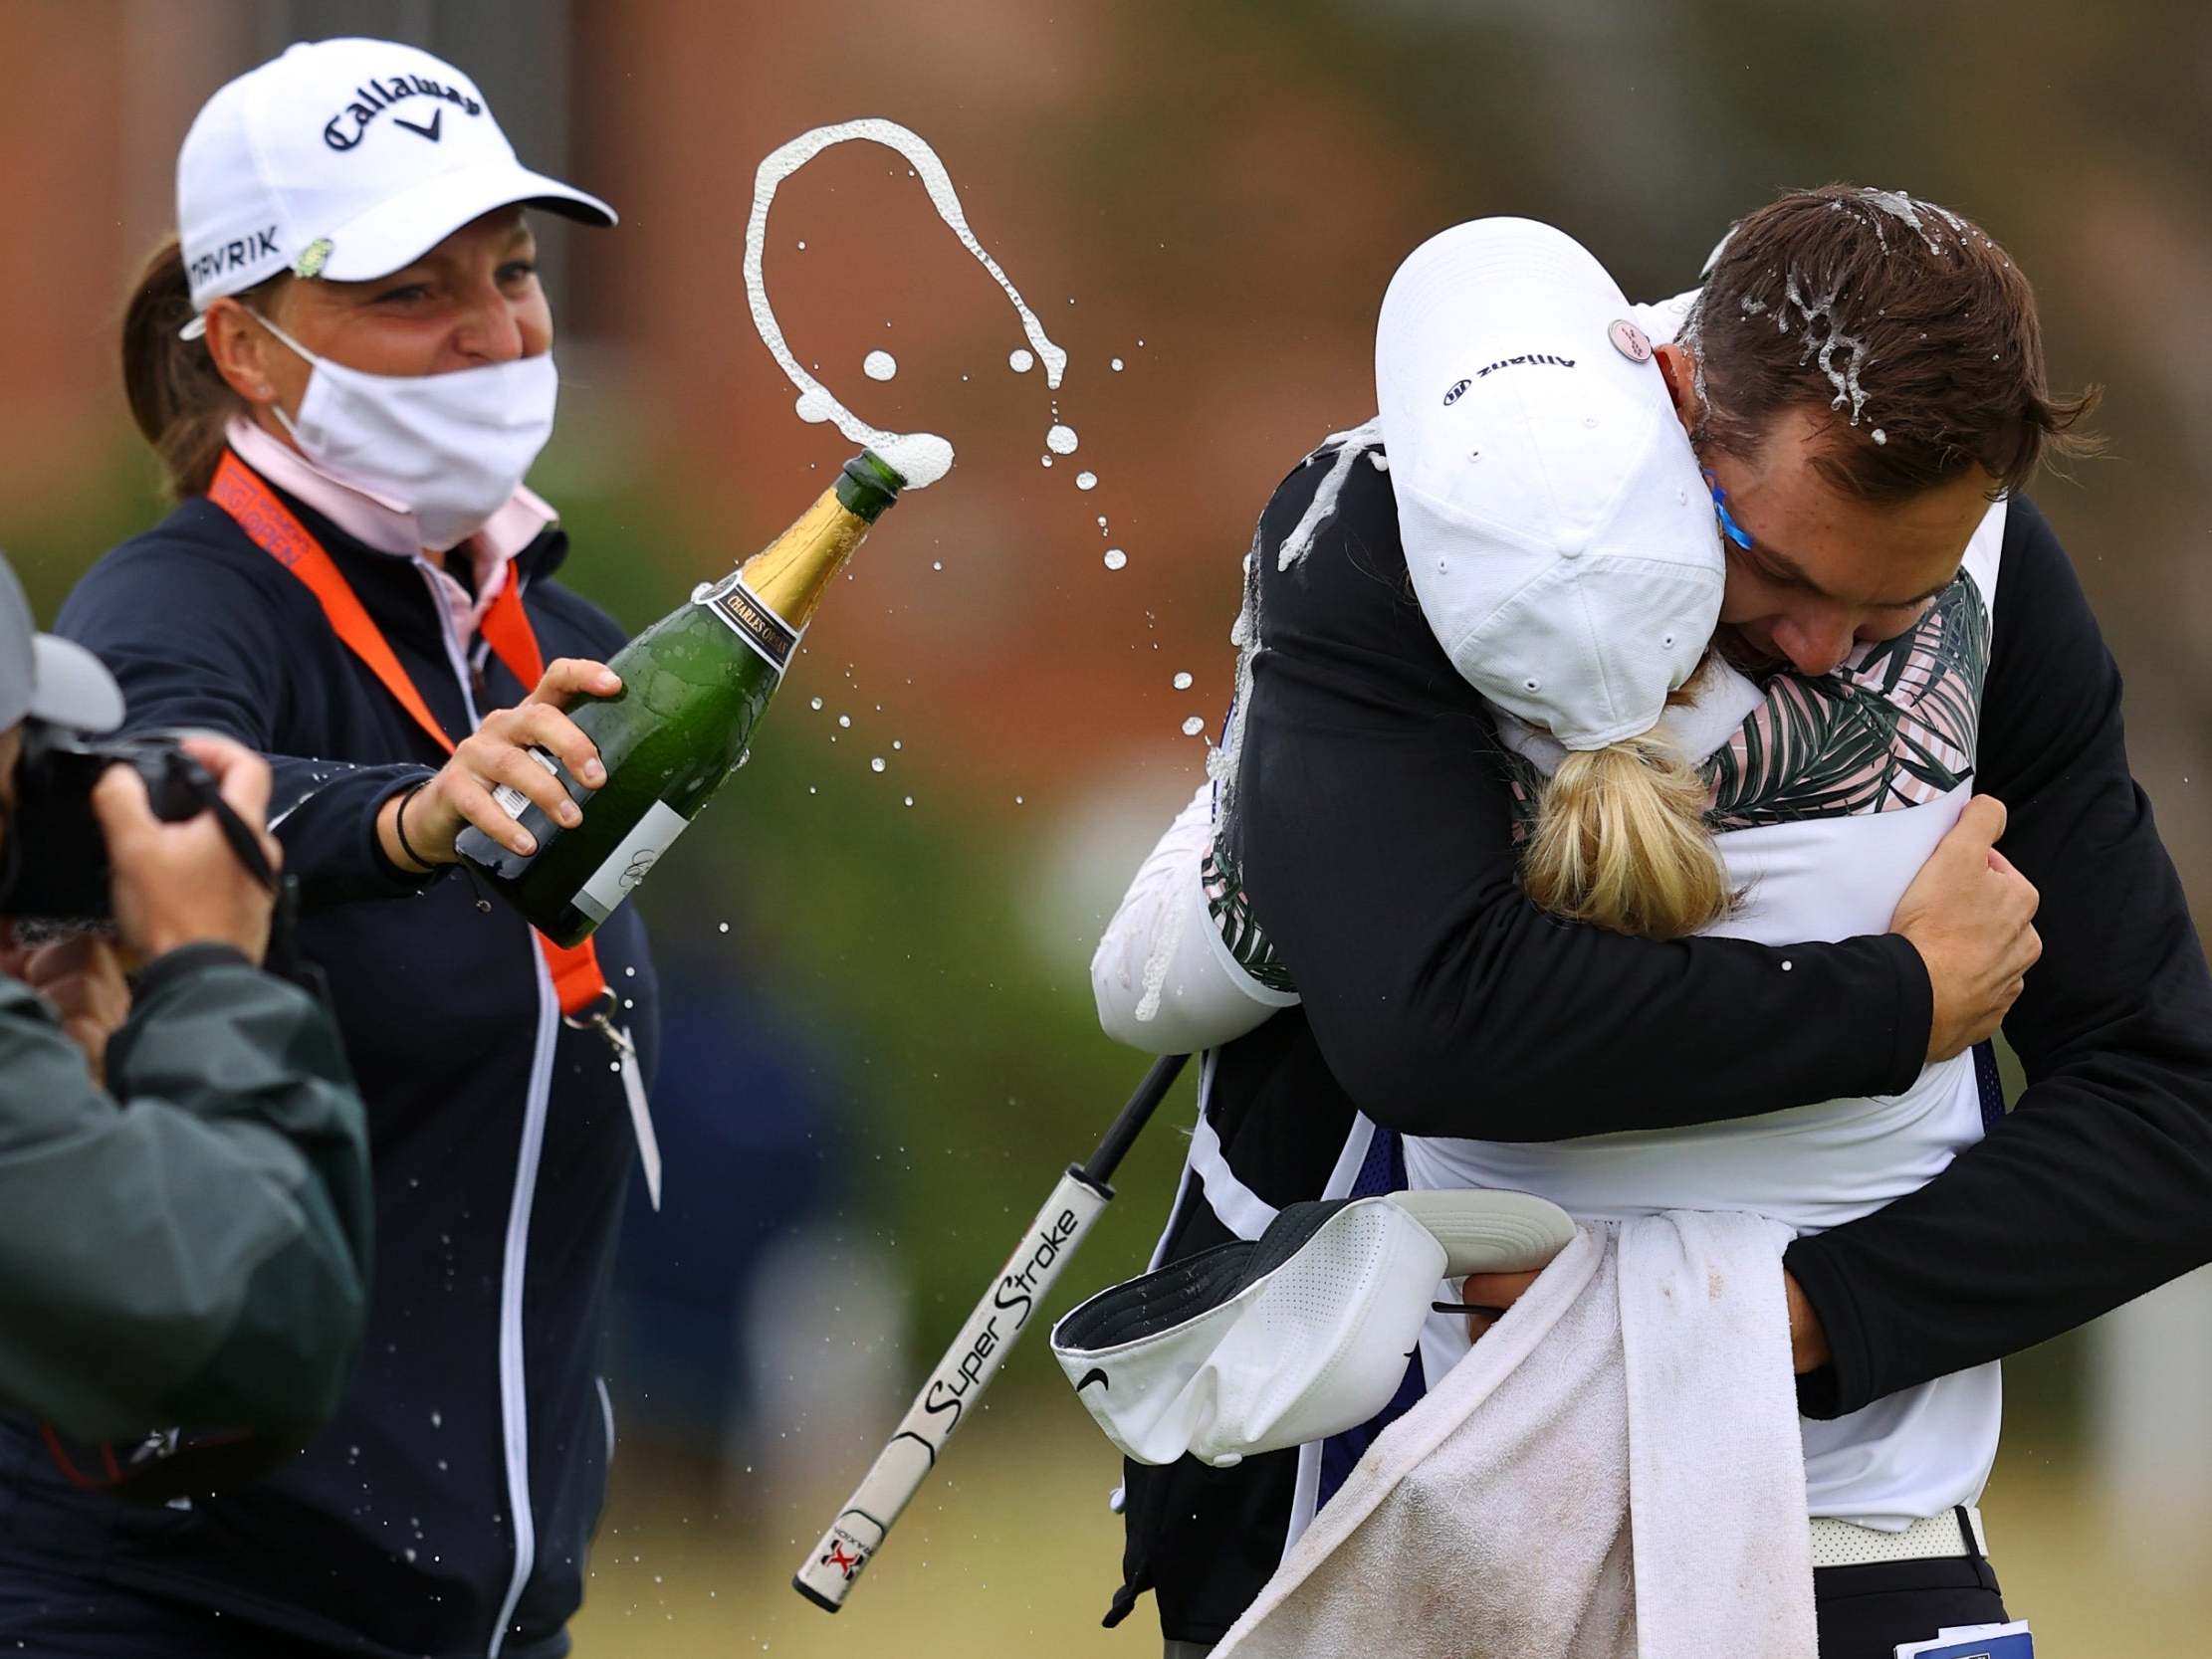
176;37;615;332
1050;1189;1574;1469
1376;218;1722;750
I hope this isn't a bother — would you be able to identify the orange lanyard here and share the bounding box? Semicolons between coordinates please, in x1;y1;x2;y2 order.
208;450;609;1018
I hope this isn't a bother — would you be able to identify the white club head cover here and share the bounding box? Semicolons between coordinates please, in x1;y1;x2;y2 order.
1050;1189;1575;1468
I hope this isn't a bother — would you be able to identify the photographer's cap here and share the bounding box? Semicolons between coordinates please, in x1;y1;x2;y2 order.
1375;218;1722;750
176;37;615;333
1050;1189;1574;1469
0;555;124;736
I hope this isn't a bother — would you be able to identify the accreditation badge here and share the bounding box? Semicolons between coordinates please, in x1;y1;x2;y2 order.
1895;1620;2033;1659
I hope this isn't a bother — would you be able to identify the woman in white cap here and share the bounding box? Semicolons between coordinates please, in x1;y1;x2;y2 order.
0;39;657;1658
1089;214;2046;1655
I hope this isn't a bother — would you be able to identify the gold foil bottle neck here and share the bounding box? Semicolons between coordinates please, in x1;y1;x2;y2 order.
736;488;873;630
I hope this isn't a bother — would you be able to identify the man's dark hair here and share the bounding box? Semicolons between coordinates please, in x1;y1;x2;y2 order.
1686;184;2100;502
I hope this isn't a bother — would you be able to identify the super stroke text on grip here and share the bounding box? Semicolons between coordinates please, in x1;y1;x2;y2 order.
920;1206;1082;1429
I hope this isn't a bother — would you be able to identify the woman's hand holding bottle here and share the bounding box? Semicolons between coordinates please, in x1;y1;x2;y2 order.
377;659;621;871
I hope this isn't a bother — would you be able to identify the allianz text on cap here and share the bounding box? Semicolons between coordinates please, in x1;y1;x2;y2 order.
176;37;615;331
1375;218;1722;751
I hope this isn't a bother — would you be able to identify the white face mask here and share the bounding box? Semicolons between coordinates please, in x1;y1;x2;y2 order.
253;312;558;551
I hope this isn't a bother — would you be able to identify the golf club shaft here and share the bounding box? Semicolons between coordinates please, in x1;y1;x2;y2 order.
793;1053;1189;1611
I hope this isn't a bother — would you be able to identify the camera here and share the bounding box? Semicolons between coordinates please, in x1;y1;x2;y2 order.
1;728;227;922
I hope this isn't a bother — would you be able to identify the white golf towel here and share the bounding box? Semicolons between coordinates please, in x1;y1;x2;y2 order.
1214;1211;1816;1659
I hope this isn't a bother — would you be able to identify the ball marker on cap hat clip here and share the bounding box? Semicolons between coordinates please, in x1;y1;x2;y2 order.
1610;317;1655;362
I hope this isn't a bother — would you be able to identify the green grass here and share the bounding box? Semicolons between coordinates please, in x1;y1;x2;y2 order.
574;1406;2212;1655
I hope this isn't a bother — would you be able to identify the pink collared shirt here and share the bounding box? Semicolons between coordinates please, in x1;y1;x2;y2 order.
225;416;557;646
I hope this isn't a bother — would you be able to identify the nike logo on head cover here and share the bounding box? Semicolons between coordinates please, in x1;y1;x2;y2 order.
1077;1367;1110;1393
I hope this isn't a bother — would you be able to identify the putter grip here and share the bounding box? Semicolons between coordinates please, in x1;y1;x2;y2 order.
793;1166;1111;1610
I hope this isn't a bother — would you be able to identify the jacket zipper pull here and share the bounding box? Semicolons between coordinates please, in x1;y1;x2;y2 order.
561;994;661;1210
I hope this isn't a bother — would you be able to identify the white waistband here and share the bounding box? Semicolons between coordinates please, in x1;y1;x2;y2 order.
1810;1506;1987;1569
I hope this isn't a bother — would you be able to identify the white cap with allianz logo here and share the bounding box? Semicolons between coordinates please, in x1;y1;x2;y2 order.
1375;218;1723;752
175;36;615;334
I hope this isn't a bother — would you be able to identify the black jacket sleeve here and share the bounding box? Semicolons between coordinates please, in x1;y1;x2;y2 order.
56;546;437;908
1234;448;1932;1141
1784;498;2212;1417
0;947;372;1444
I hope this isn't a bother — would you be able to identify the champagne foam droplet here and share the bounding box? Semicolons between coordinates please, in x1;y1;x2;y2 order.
863;350;898;381
1076;471;1098;490
874;432;953;487
871;757;887;772
1182;717;1205;736
1111;357;1125;371
1045;423;1079;455
1103;548;1127;570
1009;348;1036;373
1173;672;1193;690
747;119;1066;489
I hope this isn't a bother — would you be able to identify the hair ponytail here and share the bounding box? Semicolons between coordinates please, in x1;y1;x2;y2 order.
1519;732;1732;939
121;235;265;500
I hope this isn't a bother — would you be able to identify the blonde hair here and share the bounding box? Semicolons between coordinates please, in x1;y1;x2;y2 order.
1519;731;1732;939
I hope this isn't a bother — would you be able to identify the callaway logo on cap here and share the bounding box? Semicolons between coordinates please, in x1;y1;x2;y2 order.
175;37;615;332
321;69;484;151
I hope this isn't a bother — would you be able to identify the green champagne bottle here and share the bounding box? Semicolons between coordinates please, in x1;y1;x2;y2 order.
455;450;906;946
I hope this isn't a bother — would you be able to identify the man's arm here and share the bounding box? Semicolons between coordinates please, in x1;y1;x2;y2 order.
0;949;371;1444
1235;449;1932;1141
1784;497;2212;1416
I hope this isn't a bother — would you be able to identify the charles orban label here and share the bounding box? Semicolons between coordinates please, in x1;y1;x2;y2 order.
700;576;799;678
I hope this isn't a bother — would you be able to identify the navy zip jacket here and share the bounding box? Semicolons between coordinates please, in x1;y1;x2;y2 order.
3;465;661;1659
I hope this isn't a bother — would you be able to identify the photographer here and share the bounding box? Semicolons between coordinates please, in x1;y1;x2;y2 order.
0;555;370;1471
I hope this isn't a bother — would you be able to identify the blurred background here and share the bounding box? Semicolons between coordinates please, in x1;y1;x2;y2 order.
3;0;2208;1650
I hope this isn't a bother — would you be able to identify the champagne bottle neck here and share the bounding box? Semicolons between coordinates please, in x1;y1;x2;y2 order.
837;452;904;521
736;491;871;630
733;451;903;630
